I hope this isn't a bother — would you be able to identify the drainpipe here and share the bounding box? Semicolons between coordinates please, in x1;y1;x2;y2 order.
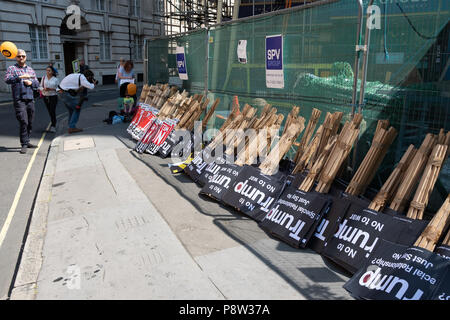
358;0;375;114
351;0;364;118
217;0;223;23
352;0;375;171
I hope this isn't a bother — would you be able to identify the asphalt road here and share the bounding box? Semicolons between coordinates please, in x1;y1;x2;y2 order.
0;86;122;299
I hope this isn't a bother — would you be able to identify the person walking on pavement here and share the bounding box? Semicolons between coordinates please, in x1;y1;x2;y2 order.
39;66;59;133
4;49;40;154
58;69;98;134
79;59;89;73
115;57;125;84
117;60;135;88
118;60;137;108
49;62;58;76
78;59;90;98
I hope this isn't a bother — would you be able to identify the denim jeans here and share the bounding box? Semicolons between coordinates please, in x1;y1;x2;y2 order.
13;99;35;146
61;92;80;129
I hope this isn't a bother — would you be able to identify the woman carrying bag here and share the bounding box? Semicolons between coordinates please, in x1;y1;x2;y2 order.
39;66;59;133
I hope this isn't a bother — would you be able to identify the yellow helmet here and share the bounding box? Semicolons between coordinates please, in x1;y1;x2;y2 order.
126;83;137;96
0;41;18;59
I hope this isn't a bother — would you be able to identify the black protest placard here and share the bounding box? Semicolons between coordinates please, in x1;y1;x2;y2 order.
170;131;196;159
323;208;428;274
432;245;450;299
343;240;450;300
221;166;287;222
279;158;296;175
259;186;331;248
197;156;227;187
200;164;243;201
286;172;307;189
158;131;180;158
308;193;369;254
430;265;450;300
185;146;222;183
184;153;207;183
435;245;450;260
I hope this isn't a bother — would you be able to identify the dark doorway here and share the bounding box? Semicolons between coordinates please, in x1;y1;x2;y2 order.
63;42;76;75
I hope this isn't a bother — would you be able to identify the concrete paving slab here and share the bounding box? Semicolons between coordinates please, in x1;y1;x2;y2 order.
63;137;95;151
194;245;307;300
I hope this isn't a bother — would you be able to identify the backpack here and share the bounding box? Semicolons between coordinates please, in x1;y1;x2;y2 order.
103;111;118;125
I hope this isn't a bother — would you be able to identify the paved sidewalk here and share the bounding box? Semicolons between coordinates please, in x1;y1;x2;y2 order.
9;103;353;300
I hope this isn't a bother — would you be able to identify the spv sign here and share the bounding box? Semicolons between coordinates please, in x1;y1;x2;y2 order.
265;35;284;89
176;46;188;80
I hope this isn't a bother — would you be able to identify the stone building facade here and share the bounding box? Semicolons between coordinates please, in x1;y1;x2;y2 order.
0;0;164;92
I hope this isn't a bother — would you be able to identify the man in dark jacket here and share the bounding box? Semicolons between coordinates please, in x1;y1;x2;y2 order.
4;49;40;154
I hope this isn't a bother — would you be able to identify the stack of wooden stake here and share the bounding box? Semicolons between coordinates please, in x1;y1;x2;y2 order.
345;120;398;196
314;113;363;193
259;116;305;176
297;111;343;192
406;131;450;219
389;133;437;213
414;194;450;251
368;144;417;212
293;108;322;164
234;108;281;166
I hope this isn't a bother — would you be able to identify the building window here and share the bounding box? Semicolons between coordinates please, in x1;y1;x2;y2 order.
153;0;163;13
99;32;111;61
132;35;142;61
29;25;48;60
96;0;106;11
130;0;140;16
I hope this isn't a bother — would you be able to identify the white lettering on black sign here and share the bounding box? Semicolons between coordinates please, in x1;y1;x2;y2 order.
259;187;331;248
344;240;450;300
221;166;286;221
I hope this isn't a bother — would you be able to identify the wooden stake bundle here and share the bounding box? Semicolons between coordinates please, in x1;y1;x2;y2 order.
368;144;417;212
442;228;450;246
224;106;257;154
445;131;450;158
407;143;448;220
208;113;244;150
158;92;187;119
185;98;210;131
232;106;277;156
139;84;150;102
144;85;157;104
266;114;285;154
292;125;323;174
176;100;201;129
282;106;300;135
414;194;450;251
299;135;337;192
235;112;279;166
202;98;220;131
293;108;322;163
389;133;437;213
345;120;398;196
315;113;363;194
259;117;305;176
248;104;272;130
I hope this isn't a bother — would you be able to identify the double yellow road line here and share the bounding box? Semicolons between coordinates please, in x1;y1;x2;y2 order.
0;122;51;249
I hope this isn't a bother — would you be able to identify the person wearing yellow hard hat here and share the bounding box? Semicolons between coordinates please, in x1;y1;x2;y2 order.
4;49;40;154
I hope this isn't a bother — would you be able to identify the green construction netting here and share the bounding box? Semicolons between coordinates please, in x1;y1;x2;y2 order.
147;0;449;211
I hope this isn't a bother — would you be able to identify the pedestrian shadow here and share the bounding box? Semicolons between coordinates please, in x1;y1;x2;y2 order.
0;146;21;152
